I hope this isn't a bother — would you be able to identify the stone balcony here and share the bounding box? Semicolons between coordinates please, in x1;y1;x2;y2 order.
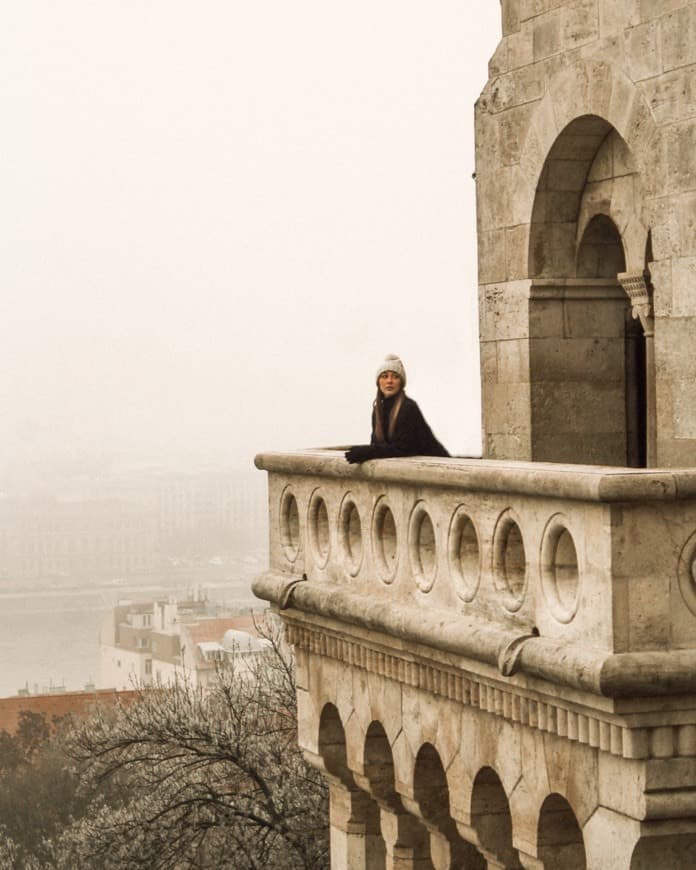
254;449;696;710
253;451;696;866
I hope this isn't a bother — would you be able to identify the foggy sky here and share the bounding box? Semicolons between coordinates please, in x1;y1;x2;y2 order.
1;2;502;481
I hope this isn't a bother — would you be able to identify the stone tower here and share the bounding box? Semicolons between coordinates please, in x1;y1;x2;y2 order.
477;0;696;469
254;2;696;867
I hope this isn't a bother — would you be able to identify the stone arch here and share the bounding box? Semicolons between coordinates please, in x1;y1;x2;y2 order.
519;59;659;218
523;105;653;465
576;214;627;279
361;721;432;869
630;833;696;868
363;720;400;810
575;127;648;274
517;58;661;278
317;705;386;870
410;743;486;869
470;766;523;869
537;792;586;869
529;118;650;281
318;702;351;783
529;114;614;279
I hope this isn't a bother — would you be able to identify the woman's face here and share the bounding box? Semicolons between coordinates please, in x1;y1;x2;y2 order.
378;371;402;397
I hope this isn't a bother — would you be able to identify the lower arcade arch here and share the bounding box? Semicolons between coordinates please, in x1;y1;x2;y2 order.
537;793;586;869
318;705;386;870
363;722;431;869
413;744;486;869
470;767;522;868
318;703;351;783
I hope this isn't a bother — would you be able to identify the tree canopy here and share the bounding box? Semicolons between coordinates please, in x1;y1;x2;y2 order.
0;616;329;869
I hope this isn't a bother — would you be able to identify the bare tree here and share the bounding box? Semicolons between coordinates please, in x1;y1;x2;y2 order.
50;616;328;869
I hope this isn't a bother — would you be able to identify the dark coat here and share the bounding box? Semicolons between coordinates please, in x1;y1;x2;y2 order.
345;393;449;463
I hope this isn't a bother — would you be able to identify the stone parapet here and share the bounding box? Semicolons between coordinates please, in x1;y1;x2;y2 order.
254;449;696;656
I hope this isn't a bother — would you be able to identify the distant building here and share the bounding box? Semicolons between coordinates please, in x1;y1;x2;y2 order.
0;468;267;585
0;495;157;583
0;688;140;735
100;596;267;690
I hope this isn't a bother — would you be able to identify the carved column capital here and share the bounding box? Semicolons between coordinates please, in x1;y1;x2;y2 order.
618;270;654;336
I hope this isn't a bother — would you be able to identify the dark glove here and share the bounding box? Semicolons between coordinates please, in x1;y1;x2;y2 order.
344;445;374;464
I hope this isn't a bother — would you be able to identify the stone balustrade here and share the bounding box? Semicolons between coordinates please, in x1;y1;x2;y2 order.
255;449;696;670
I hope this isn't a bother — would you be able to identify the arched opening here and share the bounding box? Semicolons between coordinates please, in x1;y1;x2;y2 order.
576;213;647;467
319;705;385;870
631;833;696;868
537;793;586;869
576;214;626;280
363;721;399;808
318;703;350;781
413;744;486;869
470;767;523;868
625;302;647;467
527;116;649;466
362;721;426;869
529;115;613;281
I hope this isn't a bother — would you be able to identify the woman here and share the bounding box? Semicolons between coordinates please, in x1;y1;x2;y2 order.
345;354;449;463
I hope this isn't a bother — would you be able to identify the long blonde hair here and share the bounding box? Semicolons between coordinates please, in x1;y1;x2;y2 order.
373;389;405;443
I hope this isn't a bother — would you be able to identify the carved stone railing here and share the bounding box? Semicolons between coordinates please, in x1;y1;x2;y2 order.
253;450;696;696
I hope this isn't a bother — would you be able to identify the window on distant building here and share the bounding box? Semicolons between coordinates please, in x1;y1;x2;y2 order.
145;660;152;675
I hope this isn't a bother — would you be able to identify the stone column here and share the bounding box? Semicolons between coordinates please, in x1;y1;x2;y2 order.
618;270;656;466
378;807;433;870
516;854;544;870
328;781;385;870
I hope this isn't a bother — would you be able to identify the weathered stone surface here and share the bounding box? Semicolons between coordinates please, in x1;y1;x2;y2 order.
508;22;535;70
477;229;507;285
479;280;531;342
562;0;600;51
599;0;640;36
503;0;522;36
662;5;696;72
671;255;696;315
533;10;563;61
641;0;690;22
624;20;662;81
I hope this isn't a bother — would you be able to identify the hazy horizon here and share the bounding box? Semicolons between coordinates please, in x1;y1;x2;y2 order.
2;3;502;482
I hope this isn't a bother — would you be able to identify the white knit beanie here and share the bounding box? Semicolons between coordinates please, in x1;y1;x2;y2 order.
375;353;406;387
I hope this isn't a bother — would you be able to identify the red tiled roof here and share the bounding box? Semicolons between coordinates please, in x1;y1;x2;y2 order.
0;689;140;735
186;614;259;645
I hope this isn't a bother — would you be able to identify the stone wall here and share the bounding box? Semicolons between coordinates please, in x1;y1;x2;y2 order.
477;0;696;468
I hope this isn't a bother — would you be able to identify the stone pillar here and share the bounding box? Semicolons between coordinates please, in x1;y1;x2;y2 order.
379;807;433;870
456;820;520;870
427;829;486;869
516;854;544;870
328;781;385;870
582;806;641;870
618;270;656;467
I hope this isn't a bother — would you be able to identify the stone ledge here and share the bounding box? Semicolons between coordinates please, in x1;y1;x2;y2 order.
255;449;696;503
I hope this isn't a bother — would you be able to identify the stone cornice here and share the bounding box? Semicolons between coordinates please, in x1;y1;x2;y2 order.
275;598;696;764
254;571;696;704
